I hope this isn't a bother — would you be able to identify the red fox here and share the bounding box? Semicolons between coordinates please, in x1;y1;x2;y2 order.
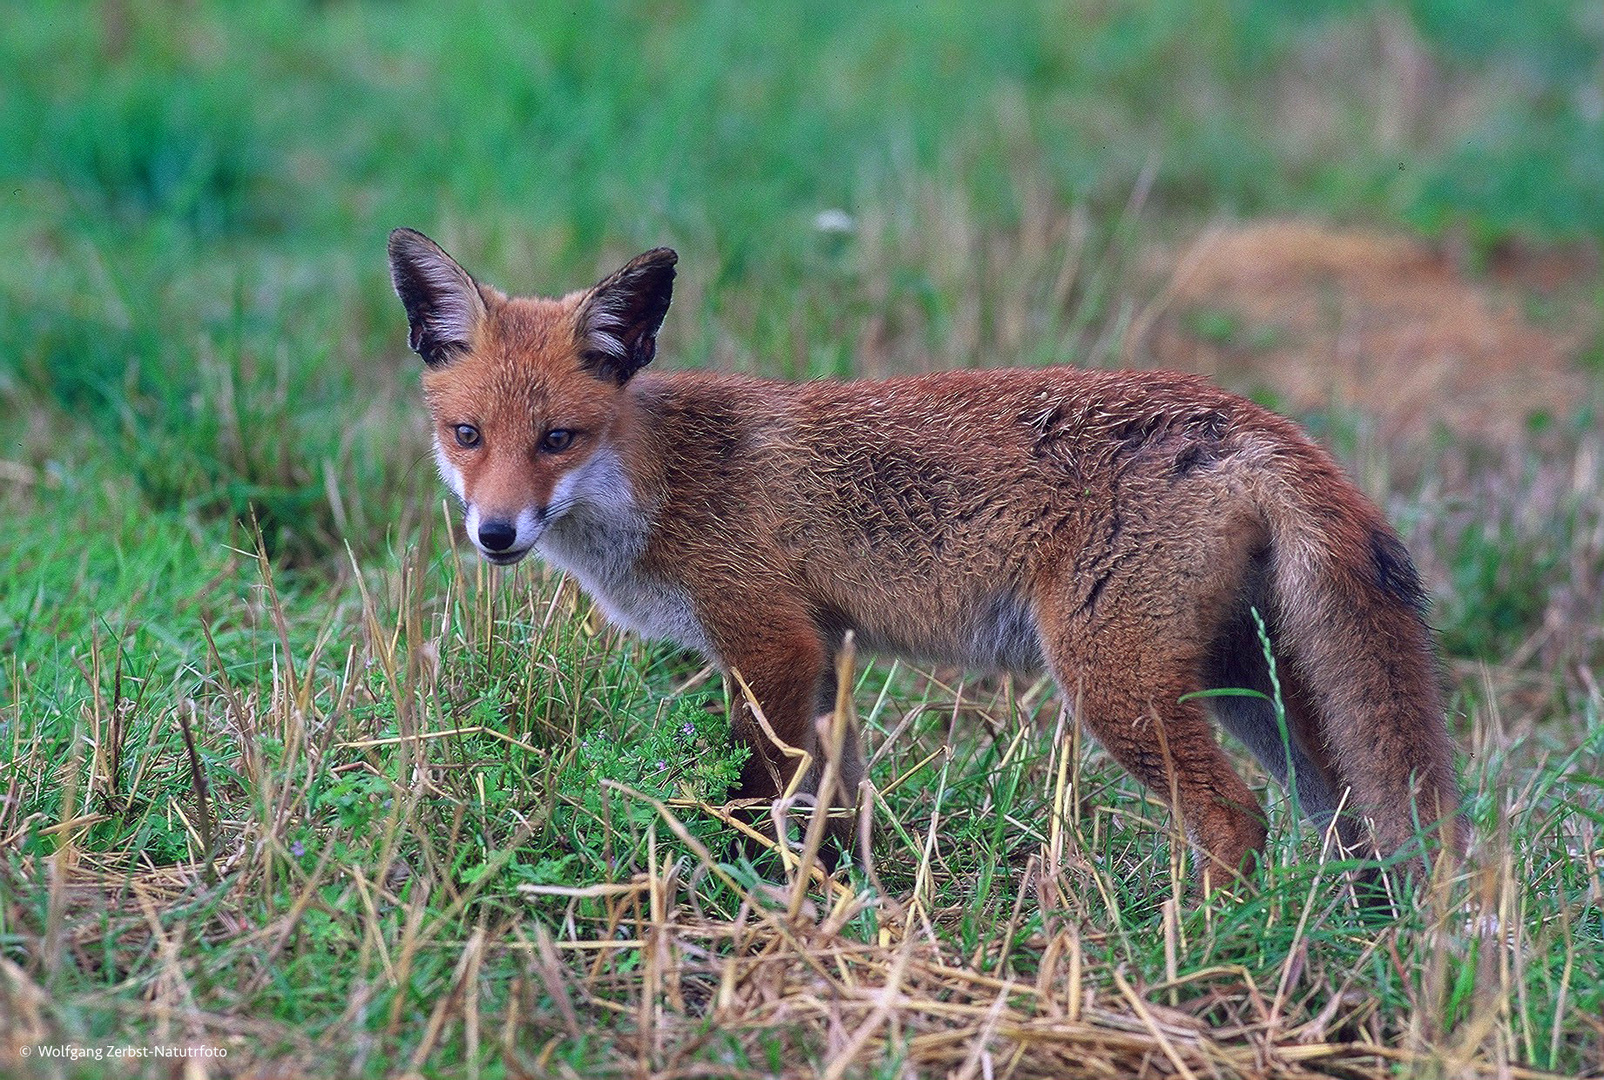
388;228;1464;888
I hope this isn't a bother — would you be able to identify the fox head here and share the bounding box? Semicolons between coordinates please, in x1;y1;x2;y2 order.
387;228;676;564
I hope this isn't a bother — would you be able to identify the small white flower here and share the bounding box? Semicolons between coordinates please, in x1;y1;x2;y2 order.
813;209;855;234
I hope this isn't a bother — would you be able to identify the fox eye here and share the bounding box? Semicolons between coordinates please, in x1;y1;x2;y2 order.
541;429;575;453
453;424;481;449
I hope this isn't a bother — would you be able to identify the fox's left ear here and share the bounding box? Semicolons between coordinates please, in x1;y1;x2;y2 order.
388;228;488;367
576;248;677;385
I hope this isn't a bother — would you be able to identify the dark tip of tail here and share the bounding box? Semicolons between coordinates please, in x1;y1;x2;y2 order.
1369;527;1428;614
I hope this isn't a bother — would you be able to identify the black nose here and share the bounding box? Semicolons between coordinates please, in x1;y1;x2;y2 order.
478;521;518;551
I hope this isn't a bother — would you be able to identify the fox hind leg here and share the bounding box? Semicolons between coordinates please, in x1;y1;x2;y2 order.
1037;594;1268;890
1205;603;1365;852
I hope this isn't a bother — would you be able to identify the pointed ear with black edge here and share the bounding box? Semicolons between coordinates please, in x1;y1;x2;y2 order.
387;228;488;367
575;248;677;385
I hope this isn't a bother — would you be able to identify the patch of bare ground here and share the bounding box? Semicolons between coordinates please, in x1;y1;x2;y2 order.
1131;220;1600;442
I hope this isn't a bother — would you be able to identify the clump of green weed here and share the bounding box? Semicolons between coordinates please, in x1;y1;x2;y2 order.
529;696;749;888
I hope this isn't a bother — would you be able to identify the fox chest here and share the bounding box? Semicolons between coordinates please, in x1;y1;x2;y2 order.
536;512;713;657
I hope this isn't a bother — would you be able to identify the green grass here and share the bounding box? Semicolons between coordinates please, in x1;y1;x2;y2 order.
2;1;1603;1077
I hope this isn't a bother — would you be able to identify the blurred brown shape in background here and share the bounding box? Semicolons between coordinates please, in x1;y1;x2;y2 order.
1136;220;1599;442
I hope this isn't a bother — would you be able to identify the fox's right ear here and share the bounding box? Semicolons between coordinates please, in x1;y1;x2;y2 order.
387;228;487;367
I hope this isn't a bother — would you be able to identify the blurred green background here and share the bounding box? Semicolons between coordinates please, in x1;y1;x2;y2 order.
2;0;1599;566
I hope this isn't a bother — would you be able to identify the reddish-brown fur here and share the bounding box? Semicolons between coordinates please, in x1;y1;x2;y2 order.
389;230;1465;890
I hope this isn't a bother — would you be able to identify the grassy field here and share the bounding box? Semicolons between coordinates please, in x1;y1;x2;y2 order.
2;1;1603;1077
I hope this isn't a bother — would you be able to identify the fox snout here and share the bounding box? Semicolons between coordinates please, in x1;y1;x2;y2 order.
462;503;543;565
